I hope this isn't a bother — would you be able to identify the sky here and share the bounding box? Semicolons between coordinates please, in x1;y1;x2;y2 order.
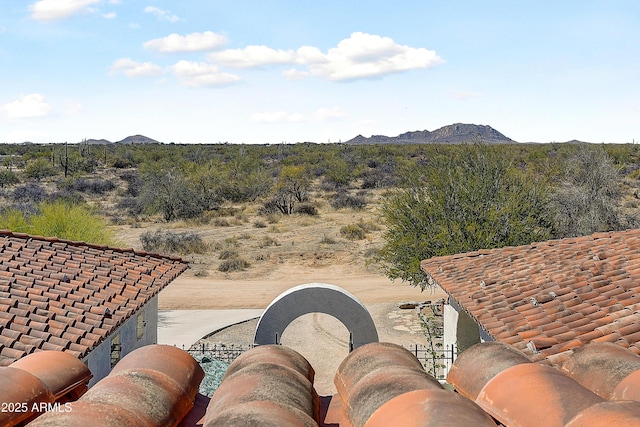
0;1;638;144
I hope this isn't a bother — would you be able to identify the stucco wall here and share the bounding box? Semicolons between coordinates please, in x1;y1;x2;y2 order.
83;295;159;387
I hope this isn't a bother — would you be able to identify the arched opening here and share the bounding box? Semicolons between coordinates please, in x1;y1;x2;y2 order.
280;312;350;395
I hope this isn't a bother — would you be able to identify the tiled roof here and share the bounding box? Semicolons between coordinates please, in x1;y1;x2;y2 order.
0;350;92;426
26;344;204;427
204;341;640;426
0;230;187;365
420;229;640;364
4;341;640;426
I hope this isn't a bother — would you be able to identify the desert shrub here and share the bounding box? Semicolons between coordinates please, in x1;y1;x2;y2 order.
29;200;115;244
253;219;267;228
116;197;144;217
295;203;318;216
119;170;142;197
24;158;57;180
71;178;116;194
213;217;230;227
259;236;280;248
140;230;208;255
320;234;337;244
0;170;19;188
218;257;250;272
12;183;47;203
340;223;367;240
361;163;397;189
218;249;239;260
0;207;30;233
331;192;367;210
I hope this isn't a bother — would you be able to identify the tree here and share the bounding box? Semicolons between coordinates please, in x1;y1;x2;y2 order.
277;165;310;203
549;144;636;237
140;165;203;221
379;144;553;289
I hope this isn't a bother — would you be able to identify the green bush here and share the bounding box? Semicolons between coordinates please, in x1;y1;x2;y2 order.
2;200;115;244
0;170;19;188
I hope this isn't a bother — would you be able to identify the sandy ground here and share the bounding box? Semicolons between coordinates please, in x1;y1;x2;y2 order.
158;265;444;310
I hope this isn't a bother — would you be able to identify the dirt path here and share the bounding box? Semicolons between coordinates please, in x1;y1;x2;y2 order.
158;267;444;310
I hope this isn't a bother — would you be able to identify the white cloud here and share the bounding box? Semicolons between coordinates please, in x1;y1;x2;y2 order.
307;32;444;81
103;11;116;19
144;6;180;23
172;60;241;87
144;31;227;53
108;0;121;3
209;32;442;82
2;94;52;119
283;68;310;80
129;22;141;29
29;0;100;21
110;58;163;77
252;107;346;123
209;45;297;68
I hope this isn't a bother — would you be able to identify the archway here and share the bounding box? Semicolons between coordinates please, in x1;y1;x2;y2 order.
253;283;379;351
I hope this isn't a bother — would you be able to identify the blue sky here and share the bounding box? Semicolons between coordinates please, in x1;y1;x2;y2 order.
0;1;638;144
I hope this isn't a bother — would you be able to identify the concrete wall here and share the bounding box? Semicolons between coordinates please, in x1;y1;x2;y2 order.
83;295;159;387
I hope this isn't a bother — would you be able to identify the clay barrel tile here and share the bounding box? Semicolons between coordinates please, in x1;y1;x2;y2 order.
345;367;443;427
612;370;640;402
561;342;640;399
476;363;603;427
205;362;318;426
334;342;427;402
447;341;531;400
0;366;55;427
224;344;315;383
9;350;92;399
26;401;147;427
565;400;640;427
81;369;193;427
204;400;318;427
109;344;204;400
363;389;497;427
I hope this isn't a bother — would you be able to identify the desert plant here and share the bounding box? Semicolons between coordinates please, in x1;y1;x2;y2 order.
0;170;19;188
340;223;367;240
331;192;367;210
140;230;208;255
29;200;115;244
295;203;318;216
549;144;637;237
379;144;552;289
218;257;250;272
24;158;57;181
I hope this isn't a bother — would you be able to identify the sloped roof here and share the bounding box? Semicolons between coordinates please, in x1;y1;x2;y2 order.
420;229;640;364
0;230;187;365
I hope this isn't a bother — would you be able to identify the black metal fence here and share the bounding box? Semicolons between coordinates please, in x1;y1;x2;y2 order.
407;344;457;381
180;342;457;380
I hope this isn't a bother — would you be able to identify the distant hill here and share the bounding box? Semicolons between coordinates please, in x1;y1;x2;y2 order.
84;135;161;145
346;123;514;144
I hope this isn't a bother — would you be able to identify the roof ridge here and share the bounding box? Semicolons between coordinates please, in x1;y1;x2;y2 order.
0;229;185;263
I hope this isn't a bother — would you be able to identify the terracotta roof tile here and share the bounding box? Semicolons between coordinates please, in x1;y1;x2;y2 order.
421;229;640;364
0;231;187;364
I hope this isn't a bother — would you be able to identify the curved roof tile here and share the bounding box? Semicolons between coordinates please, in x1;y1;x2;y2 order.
363;389;497;427
447;341;531;400
561;342;640;399
477;363;603;427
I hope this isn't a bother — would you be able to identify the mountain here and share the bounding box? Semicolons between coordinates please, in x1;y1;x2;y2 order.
116;135;161;144
83;135;162;145
346;123;514;144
